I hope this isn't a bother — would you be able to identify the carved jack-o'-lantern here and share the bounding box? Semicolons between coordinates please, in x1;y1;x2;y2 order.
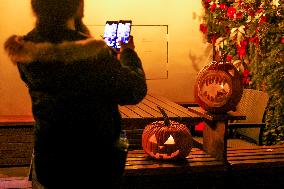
142;106;192;160
194;60;243;114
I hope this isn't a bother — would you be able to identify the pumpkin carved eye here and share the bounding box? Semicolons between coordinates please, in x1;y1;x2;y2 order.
164;135;175;145
149;134;175;145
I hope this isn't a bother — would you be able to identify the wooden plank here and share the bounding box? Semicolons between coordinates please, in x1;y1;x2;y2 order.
0;158;31;167
228;154;284;163
125;149;225;171
135;102;162;118
189;154;216;158
187;107;246;163
203;121;227;162
227;145;284;170
0;177;32;189
123;105;154;118
227;148;284;156
229;159;284;170
0;128;33;137
140;98;177;117
0;115;34;126
227;151;284;158
120;111;128;118
227;145;284;152
119;106;142;118
126;157;220;166
187;107;246;121
148;93;200;118
227;145;284;157
125;159;224;168
145;94;192;118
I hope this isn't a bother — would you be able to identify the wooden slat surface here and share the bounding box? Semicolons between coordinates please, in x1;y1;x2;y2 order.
187;107;246;121
124;105;154;118
140;98;177;117
124;148;226;176
227;145;284;169
148;94;197;116
0;115;34;126
0;93;201;127
226;144;284;188
119;106;142;119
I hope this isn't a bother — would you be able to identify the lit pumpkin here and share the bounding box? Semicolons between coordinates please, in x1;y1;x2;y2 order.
194;60;243;114
142;106;192;160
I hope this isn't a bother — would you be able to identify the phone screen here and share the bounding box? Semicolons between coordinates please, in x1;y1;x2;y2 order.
103;21;118;48
115;20;132;50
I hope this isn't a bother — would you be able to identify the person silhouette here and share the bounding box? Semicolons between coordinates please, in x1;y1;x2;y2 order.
4;0;147;188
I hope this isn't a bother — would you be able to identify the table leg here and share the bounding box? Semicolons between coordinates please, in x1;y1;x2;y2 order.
203;120;228;162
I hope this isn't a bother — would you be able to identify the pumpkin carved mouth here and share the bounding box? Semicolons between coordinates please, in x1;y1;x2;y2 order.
198;71;232;107
194;61;243;113
149;150;180;159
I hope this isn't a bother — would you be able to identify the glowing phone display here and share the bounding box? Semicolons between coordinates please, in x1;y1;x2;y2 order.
103;20;132;51
115;20;132;50
103;21;118;49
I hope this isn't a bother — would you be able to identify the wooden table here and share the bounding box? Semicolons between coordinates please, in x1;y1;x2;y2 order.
120;93;202;129
0;93;201;165
187;107;246;163
0;93;201;128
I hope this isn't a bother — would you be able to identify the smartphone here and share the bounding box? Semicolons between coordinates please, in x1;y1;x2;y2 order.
115;20;132;50
103;21;118;49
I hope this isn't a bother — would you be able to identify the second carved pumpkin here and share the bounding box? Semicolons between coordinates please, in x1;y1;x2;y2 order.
194;60;243;114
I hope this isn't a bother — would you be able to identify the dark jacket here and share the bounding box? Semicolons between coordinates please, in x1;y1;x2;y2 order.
4;29;147;187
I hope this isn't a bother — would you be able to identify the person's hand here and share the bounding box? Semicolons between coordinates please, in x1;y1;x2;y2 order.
120;35;135;53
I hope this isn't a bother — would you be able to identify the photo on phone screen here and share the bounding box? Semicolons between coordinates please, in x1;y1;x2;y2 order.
103;21;118;48
115;20;132;50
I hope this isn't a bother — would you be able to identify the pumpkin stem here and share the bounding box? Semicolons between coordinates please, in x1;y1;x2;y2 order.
157;106;171;126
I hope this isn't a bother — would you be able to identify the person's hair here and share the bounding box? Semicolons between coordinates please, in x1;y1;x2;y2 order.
31;0;81;26
75;17;91;36
31;0;82;42
74;0;91;36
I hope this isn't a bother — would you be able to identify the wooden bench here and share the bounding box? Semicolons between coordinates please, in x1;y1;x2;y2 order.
2;144;284;188
226;145;284;188
0;117;227;188
121;148;226;189
0;122;34;167
1;121;284;188
122;128;284;188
